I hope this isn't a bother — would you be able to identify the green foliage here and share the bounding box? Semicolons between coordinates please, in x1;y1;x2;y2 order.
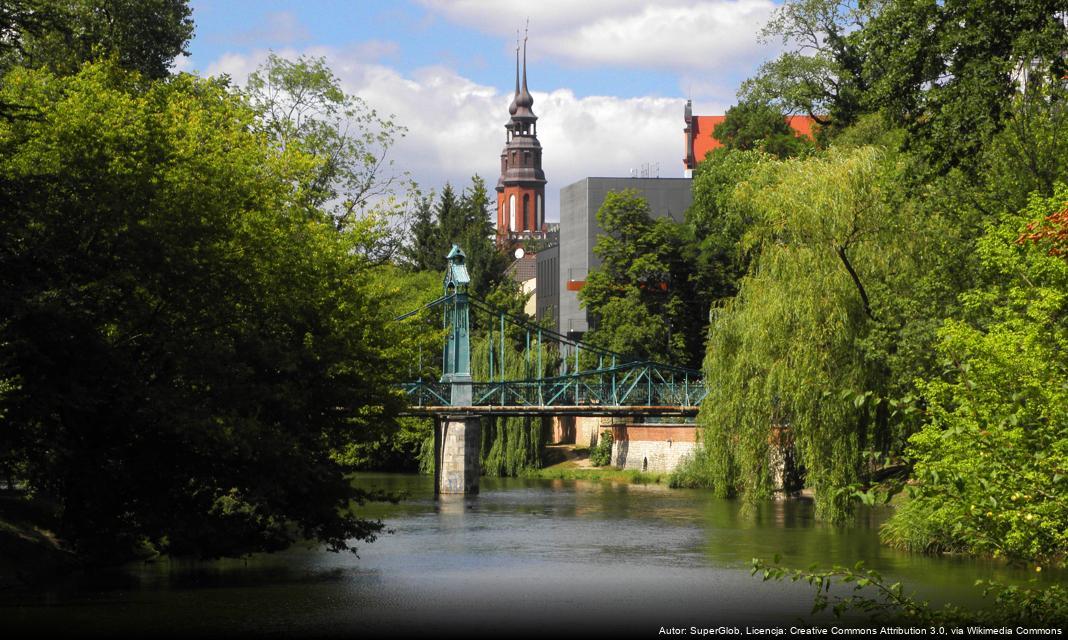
742;0;875;133
457;177;511;301
480;415;543;477
697;0;1068;559
977;82;1068;217
713;99;813;159
687;148;767;304
697;147;933;521
403;192;439;272
864;0;1068;175
471;334;544;477
589;431;614;467
668;448;716;489
882;189;1068;565
332;267;440;471
401;176;509;300
580;190;704;367
0;61;413;560
753;557;1068;625
244;53;412;262
2;0;193;80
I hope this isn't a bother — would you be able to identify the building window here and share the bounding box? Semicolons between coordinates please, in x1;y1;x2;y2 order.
523;194;530;230
509;194;516;231
536;194;542;229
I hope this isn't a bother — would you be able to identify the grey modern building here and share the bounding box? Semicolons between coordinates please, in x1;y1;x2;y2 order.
538;177;693;338
534;243;559;328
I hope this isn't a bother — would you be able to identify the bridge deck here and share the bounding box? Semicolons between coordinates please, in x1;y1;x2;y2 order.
402;405;700;417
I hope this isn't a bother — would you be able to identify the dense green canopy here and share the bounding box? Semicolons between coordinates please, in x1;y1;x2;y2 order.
0;61;412;559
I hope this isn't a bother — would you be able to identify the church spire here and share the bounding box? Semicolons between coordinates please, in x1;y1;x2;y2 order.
508;32;519;116
516;20;534;112
495;19;546;245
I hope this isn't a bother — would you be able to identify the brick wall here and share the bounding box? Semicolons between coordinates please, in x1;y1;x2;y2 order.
610;424;698;474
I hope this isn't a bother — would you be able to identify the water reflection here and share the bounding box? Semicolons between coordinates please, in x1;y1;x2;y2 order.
2;472;1060;637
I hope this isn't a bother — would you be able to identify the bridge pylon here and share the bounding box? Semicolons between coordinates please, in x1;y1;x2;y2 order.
436;245;480;495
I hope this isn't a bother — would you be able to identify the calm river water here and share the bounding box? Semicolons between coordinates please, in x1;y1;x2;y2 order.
2;473;1059;637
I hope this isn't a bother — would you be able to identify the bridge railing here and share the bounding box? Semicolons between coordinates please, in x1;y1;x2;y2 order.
394;273;708;410
400;361;707;408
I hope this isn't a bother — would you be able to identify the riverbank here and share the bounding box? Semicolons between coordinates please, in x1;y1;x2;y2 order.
527;448;668;484
0;492;80;589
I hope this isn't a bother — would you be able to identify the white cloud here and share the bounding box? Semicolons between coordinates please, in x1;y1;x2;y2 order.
169;54;192;74
418;0;777;72
202;46;690;223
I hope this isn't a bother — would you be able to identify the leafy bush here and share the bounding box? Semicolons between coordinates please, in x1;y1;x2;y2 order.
668;449;716;489
882;188;1068;566
753;557;1068;625
589;431;614;467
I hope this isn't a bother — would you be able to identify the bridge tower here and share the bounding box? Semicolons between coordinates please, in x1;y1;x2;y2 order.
435;245;480;495
495;28;546;246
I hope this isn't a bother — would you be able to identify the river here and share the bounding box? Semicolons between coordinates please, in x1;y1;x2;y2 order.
2;473;1058;637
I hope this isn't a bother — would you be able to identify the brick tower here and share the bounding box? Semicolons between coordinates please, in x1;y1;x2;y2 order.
496;31;546;246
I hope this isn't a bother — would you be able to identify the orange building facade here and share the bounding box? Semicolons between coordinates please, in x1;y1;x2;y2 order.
682;100;817;176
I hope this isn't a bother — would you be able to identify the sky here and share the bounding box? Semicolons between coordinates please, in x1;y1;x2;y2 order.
183;0;784;221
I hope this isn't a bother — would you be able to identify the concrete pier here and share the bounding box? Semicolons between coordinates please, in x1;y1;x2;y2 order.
434;416;481;495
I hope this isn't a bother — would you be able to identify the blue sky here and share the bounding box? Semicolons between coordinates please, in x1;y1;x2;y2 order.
183;1;782;220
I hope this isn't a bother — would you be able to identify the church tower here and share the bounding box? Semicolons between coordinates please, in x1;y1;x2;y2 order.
496;30;546;245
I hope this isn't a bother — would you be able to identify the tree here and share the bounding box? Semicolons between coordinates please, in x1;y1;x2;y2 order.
332;266;442;472
401;176;510;302
579;191;703;367
882;187;1068;565
245;53;412;262
686;148;767;305
863;0;1068;174
457;176;510;301
401;191;440;272
740;0;876;132
713;100;812;159
695;148;933;521
2;0;193;80
0;61;412;560
1020;205;1068;259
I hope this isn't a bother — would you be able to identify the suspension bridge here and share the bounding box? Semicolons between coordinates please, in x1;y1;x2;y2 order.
396;245;707;416
395;245;707;494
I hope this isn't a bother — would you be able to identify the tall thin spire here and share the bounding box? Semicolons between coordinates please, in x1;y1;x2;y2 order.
522;20;528;93
508;31;519;116
516;19;533;111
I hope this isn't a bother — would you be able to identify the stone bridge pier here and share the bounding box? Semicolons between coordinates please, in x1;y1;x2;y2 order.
434;415;481;495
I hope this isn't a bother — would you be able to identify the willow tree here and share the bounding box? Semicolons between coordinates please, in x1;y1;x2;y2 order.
698;147;920;522
470;318;552;477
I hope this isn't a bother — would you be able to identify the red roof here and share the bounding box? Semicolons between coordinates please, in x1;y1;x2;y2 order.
687;114;818;168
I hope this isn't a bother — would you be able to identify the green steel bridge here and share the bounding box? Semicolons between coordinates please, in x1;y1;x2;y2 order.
397;245;707;417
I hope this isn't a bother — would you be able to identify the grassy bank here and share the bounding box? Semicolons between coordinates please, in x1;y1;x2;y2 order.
524;461;668;485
